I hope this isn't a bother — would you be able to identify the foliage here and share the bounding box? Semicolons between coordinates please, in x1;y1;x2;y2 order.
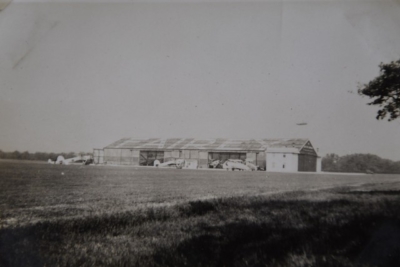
322;153;400;173
322;153;340;172
0;150;93;161
358;59;400;121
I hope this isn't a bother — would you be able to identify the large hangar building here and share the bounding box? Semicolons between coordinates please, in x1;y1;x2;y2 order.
93;138;321;172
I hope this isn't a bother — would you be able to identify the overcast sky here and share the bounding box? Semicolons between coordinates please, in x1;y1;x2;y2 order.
0;0;399;160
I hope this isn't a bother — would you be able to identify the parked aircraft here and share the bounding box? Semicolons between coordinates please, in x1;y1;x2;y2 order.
222;159;252;171
48;155;92;165
154;158;257;171
154;159;185;169
209;160;221;168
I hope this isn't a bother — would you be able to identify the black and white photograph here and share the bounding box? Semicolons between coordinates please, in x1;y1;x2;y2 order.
0;0;400;266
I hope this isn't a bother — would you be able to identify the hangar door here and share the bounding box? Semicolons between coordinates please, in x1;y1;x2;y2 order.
140;151;164;166
298;141;317;172
298;155;317;172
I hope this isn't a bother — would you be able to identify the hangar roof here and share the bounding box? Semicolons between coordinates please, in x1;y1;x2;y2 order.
105;138;310;152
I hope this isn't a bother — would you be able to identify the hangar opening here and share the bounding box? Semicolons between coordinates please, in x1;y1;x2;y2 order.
209;152;246;162
139;151;164;166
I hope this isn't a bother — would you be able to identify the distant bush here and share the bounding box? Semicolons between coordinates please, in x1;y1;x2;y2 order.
322;153;400;174
0;150;92;162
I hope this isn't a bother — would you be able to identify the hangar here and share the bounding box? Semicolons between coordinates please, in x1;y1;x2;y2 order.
93;138;321;172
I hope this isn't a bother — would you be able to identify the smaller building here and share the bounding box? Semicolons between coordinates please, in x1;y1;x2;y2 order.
267;148;299;172
266;141;321;172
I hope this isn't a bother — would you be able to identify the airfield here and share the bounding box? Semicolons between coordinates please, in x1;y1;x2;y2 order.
1;160;399;226
1;160;400;266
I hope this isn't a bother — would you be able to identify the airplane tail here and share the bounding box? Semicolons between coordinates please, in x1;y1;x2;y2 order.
56;155;66;164
246;161;258;171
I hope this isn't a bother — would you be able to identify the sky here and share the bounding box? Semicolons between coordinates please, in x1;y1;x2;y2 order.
0;0;399;160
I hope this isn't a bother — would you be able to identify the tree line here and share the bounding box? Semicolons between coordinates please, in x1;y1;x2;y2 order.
0;150;91;162
322;153;400;174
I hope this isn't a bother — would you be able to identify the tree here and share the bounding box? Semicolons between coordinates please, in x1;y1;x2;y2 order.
358;59;400;121
65;152;76;159
11;151;21;160
20;151;31;160
321;153;400;174
321;153;340;172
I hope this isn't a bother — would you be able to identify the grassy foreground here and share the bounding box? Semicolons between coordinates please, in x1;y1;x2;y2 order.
1;184;400;267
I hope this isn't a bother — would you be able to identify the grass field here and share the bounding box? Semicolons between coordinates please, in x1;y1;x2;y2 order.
1;161;400;266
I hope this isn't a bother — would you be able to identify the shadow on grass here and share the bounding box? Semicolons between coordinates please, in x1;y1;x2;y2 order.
0;227;45;267
155;198;400;267
1;198;400;267
154;216;400;267
179;200;217;216
344;191;400;196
